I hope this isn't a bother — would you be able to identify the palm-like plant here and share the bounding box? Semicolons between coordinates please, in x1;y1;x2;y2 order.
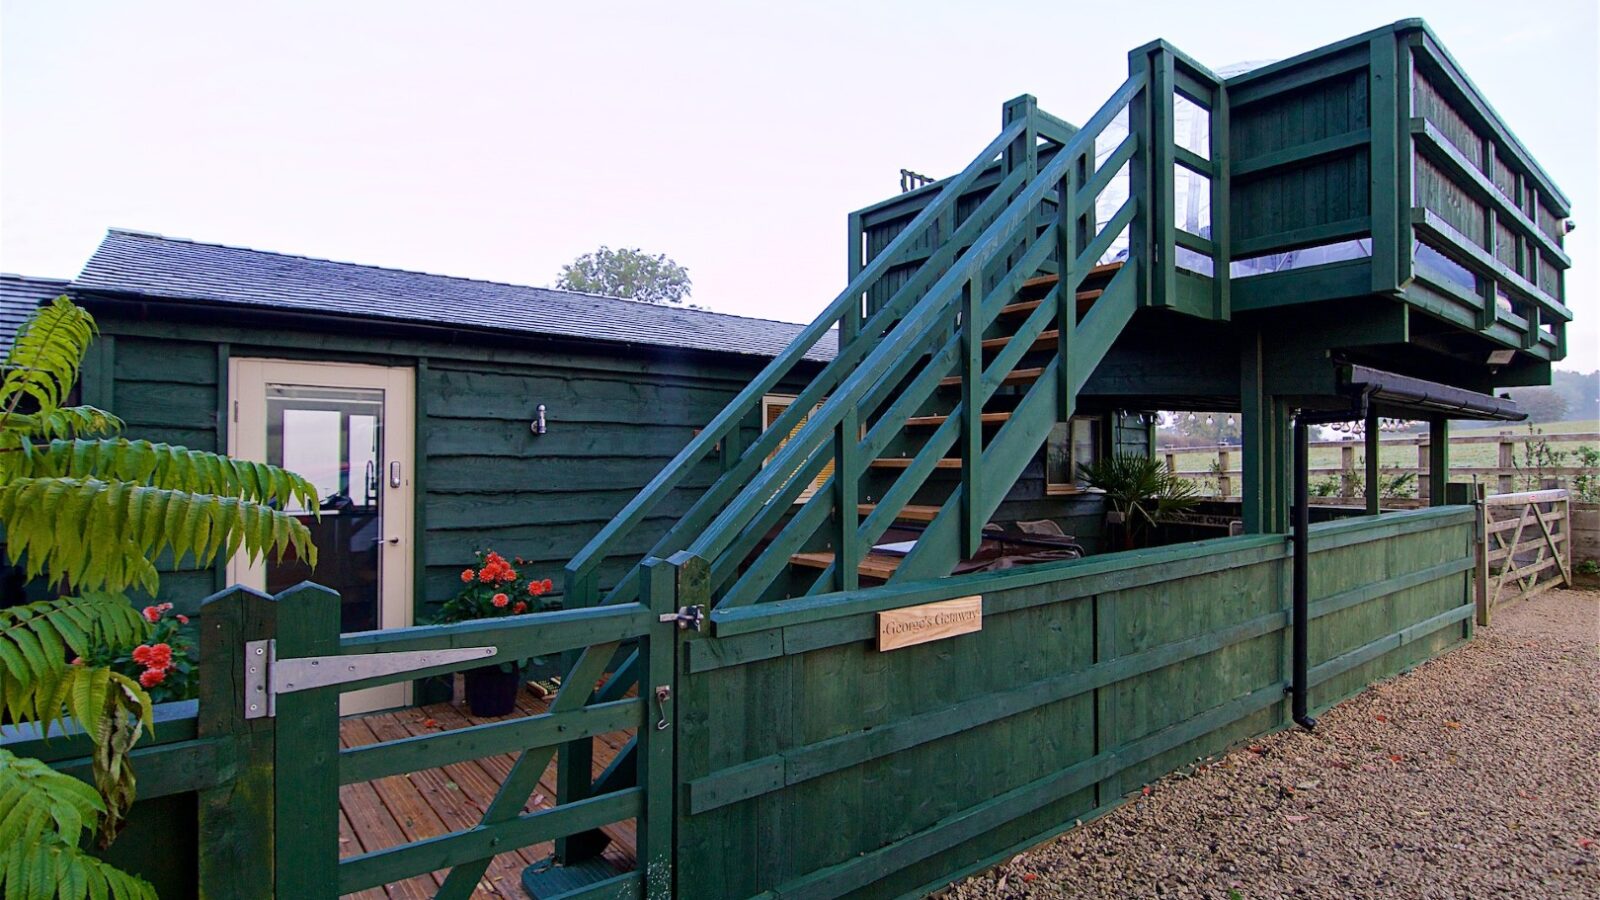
0;296;319;899
1077;451;1201;549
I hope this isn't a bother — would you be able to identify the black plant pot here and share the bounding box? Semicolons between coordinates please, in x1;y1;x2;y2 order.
463;663;523;717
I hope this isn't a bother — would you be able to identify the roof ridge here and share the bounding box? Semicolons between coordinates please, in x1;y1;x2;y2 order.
100;228;818;329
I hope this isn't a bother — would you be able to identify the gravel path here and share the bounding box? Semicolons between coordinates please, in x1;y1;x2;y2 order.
941;588;1599;899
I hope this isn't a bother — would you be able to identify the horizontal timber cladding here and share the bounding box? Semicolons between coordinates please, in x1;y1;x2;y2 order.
678;507;1474;899
86;318;803;618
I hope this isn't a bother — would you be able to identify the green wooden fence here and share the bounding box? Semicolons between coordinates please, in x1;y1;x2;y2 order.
653;506;1475;899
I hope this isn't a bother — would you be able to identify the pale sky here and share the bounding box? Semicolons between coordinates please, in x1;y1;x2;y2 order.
2;0;1595;371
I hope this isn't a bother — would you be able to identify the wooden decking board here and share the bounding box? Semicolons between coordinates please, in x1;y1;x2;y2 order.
337;688;639;898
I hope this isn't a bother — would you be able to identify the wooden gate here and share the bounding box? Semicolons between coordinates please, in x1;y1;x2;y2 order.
1479;488;1572;616
228;556;688;898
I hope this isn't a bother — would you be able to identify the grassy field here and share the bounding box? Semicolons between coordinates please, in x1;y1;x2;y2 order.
1160;419;1599;493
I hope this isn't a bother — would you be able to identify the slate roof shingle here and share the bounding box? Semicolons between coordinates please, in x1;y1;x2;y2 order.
74;229;837;362
0;274;72;356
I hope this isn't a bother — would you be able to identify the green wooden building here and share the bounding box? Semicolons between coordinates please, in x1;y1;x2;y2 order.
1;18;1578;900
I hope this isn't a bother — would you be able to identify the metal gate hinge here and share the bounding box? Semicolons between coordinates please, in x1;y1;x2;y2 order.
657;605;705;631
243;639;496;719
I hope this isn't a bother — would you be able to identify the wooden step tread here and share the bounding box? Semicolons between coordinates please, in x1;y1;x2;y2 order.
999;290;1102;318
981;330;1059;352
870;457;962;469
857;503;942;522
939;367;1044;388
790;551;903;580
905;411;1012;426
1020;261;1123;292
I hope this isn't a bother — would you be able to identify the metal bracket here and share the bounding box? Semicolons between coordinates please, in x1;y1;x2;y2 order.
656;605;705;631
243;639;496;719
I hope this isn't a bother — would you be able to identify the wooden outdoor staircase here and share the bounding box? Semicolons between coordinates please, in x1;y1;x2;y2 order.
806;260;1126;582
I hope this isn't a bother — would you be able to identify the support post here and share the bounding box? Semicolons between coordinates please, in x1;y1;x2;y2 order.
555;570;599;862
835;406;861;590
1429;419;1450;506
1497;437;1515;494
1217;447;1232;499
1418;434;1431;503
1364;407;1381;515
1473;482;1490;626
960;277;984;557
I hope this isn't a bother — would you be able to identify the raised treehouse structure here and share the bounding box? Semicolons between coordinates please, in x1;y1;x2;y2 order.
16;20;1573;900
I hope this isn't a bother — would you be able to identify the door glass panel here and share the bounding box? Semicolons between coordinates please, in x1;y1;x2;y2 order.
265;385;385;633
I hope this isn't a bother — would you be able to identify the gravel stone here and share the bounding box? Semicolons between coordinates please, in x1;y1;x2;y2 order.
937;588;1599;899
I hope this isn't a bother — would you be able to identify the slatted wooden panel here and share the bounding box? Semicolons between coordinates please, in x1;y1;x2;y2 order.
676;508;1474;899
337;687;637;899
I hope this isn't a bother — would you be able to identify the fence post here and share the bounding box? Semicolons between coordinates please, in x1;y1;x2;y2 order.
1340;445;1356;498
1497;437;1515;494
1417;434;1430;503
1164;451;1176;474
1474;482;1491;626
1217;447;1232;498
271;583;344;898
196;585;279;899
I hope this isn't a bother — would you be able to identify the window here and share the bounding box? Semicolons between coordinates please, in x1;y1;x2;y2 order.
1044;416;1101;495
762;394;834;503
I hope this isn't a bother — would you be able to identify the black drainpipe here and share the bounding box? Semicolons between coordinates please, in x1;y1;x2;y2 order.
1290;413;1317;731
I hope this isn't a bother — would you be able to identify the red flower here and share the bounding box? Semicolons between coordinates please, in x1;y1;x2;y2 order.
542;579;554;592
492;593;510;608
131;644;154;665
512;601;528;614
177;614;190;625
528;581;543;596
132;643;174;668
461;568;476;583
478;567;496;583
70;656;84;666
139;667;167;688
142;606;161;623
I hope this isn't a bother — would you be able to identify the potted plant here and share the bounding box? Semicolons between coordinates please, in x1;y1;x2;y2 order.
1078;452;1202;550
439;550;555;716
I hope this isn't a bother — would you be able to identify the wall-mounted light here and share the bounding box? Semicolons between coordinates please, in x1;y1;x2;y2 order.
531;404;547;435
1486;349;1516;366
1564;219;1577;235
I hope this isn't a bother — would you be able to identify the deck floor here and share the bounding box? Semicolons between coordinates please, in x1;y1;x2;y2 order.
338;682;637;899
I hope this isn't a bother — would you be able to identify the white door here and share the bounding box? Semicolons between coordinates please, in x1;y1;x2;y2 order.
228;359;416;714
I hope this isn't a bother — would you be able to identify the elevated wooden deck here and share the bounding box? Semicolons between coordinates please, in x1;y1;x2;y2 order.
339;685;637;899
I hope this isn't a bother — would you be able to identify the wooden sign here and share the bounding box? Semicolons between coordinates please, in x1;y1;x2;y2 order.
877;596;983;651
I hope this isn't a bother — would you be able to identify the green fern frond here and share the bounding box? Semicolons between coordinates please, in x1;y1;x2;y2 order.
0;595;149;729
0;749;106;851
0;477;316;593
0;834;157;900
0;296;96;419
0;406;124;445
13;438;317;509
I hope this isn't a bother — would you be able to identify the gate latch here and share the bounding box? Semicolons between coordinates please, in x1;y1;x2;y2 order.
653;684;672;731
243;639;497;719
657;605;705;631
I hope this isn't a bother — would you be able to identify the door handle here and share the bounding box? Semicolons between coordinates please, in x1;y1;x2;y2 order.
389;461;402;488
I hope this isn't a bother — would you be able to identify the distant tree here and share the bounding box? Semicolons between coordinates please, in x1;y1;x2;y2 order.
1506;386;1570;423
556;246;692;305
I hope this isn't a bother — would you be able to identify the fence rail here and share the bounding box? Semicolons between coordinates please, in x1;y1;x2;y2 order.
1164;431;1598;499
